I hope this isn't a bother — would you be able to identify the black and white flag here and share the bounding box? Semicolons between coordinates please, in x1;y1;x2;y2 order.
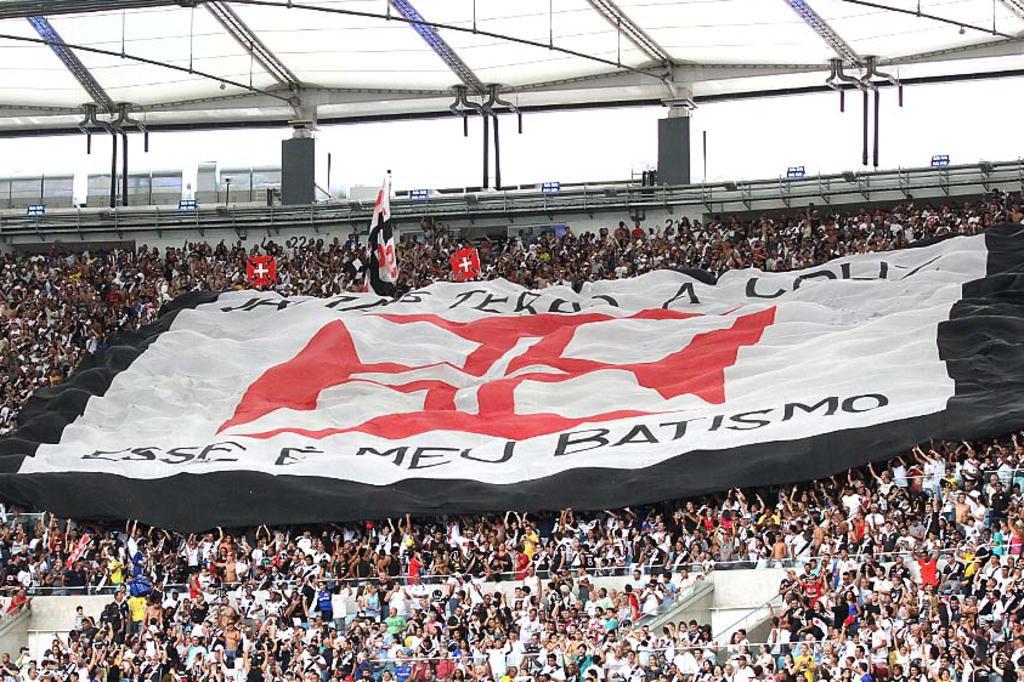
1;226;1023;531
363;174;397;297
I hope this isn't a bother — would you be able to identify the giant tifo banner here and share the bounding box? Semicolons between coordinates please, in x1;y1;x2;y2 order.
2;226;1024;531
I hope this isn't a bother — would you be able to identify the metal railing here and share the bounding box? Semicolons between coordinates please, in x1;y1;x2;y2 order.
14;542;995;598
0;159;1021;239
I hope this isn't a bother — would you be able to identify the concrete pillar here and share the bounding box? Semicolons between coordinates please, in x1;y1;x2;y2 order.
657;105;691;186
281;128;315;206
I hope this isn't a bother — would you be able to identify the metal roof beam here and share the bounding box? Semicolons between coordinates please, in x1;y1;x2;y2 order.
839;0;1018;39
0;29;293;103
7;66;1024;135
782;0;862;65
25;15;115;112
386;0;485;93
883;37;1024;65
142;86;451;112
583;0;672;65
998;0;1024;21
514;63;825;93
205;1;300;89
0;1;182;20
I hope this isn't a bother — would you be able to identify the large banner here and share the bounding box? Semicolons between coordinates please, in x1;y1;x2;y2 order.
2;227;1024;531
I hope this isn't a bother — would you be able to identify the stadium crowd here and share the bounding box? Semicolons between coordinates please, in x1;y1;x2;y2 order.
0;190;1023;682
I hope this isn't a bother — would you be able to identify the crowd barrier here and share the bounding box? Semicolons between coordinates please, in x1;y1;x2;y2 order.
4;541;1004;598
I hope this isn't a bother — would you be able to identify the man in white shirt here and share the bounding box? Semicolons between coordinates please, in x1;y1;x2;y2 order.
730;656;757;682
518;608;542;642
673;647;699;676
505;632;526;670
539;653;567;681
841;490;863;518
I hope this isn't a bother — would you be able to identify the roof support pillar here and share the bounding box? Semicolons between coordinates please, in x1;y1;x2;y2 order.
281;128;315;206
657;99;694;186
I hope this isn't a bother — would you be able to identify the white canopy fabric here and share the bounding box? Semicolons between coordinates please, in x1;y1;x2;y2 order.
0;0;1022;132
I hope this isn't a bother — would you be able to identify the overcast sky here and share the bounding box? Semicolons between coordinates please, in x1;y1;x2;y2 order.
1;77;1022;195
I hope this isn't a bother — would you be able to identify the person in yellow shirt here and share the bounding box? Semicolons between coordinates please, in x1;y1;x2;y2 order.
758;509;782;527
127;593;147;635
523;529;539;559
107;556;125;586
792;645;817;682
962;550;979;578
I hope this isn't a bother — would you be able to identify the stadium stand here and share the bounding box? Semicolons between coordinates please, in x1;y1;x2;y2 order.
4;0;1024;678
0;190;1022;681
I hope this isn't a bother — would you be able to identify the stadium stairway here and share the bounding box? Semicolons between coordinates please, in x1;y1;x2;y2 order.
639;578;715;632
0;608;31;657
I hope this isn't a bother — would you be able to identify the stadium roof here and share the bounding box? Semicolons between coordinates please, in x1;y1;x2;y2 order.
0;0;1023;134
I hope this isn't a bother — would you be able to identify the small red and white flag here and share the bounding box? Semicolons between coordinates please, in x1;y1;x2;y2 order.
451;247;481;281
66;532;92;568
246;256;277;288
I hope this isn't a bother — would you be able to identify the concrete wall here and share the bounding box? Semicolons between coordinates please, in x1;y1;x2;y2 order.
712;568;786;610
709;568;787;641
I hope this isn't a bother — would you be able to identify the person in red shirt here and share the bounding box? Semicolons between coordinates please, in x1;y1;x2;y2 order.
188;572;202;600
6;588;29;615
105;286;123;307
407;550;423;585
852;514;867;543
917;551;939;587
434;652;455;680
624;584;640;621
514;548;530;581
802;574;824;607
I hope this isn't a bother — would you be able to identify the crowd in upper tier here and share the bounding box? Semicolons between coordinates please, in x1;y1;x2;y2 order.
0;189;1022;682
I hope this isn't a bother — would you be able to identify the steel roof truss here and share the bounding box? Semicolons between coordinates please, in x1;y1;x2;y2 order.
0;1;179;20
782;0;862;65
387;0;485;93
26;15;115;111
205;1;301;89
999;0;1024;21
584;0;672;65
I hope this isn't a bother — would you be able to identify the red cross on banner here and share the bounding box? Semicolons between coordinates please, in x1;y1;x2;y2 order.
246;256;278;288
451;247;481;281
